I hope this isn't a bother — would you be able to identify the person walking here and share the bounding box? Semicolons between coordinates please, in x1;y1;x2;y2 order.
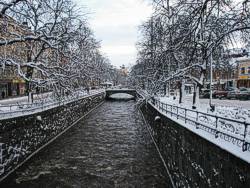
1;91;5;99
86;86;90;95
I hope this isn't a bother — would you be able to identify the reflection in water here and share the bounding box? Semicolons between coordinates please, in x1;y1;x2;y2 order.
2;101;171;188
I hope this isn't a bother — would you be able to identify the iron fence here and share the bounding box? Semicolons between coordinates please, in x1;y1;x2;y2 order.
0;90;104;120
151;98;250;152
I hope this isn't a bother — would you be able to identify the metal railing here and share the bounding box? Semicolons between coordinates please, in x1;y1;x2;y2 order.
151;98;250;152
0;90;105;120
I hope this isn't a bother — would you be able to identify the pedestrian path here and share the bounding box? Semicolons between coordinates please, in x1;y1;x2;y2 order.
0;92;51;105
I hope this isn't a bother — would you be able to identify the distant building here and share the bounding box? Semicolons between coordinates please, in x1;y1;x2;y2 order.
118;65;128;86
120;64;128;76
236;57;250;88
0;15;32;98
211;47;250;90
100;81;113;88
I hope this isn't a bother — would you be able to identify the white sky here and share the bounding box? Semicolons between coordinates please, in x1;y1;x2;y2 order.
74;0;153;68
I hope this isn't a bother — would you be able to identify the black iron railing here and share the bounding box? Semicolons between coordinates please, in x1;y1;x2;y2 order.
151;98;250;152
0;90;105;120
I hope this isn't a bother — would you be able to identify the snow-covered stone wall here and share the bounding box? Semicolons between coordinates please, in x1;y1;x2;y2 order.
141;102;250;188
0;92;105;181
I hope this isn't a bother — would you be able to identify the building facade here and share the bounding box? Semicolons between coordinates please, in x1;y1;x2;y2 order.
237;58;250;88
0;16;31;99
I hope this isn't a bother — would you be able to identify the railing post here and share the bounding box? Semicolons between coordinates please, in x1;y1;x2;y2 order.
185;109;187;123
196;111;199;129
171;105;173;117
243;122;248;152
215;116;219;138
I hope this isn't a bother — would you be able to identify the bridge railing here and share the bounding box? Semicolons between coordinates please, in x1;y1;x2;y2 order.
151;98;250;152
105;88;136;91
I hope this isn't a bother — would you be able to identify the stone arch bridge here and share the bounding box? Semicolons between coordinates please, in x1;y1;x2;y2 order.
105;89;137;99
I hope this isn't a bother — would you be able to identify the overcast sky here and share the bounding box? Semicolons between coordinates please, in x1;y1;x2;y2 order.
74;0;153;68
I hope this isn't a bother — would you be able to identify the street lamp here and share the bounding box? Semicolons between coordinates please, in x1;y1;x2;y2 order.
209;51;214;111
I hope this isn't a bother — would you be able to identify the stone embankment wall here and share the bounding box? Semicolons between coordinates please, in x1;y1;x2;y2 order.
140;102;250;188
0;93;105;180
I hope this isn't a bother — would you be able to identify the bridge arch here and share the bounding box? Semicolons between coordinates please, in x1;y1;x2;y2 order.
105;89;137;100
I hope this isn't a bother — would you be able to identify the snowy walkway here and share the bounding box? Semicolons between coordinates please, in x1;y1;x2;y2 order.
0;92;51;105
151;96;250;163
188;95;250;109
0;90;104;120
161;95;250;123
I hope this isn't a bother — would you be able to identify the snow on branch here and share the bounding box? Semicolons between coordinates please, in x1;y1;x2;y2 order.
0;0;116;95
0;0;25;18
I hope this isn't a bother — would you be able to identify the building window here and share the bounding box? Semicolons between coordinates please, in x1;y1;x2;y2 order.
241;67;246;74
248;67;250;74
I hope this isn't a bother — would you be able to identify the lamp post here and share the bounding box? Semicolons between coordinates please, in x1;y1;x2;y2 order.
209;51;213;110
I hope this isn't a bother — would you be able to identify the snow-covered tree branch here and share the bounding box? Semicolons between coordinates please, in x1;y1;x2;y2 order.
131;0;250;106
0;0;117;100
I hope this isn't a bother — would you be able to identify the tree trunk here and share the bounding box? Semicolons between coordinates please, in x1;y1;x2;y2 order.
179;81;182;104
164;84;167;96
181;79;185;98
26;67;34;101
192;83;200;109
167;83;170;97
195;85;200;106
192;83;197;109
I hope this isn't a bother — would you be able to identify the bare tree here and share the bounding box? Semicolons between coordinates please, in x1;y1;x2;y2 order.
132;0;250;107
0;0;115;101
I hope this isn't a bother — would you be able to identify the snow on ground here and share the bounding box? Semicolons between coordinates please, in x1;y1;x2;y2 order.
0;89;104;120
0;92;52;105
160;95;250;123
199;98;250;109
152;95;250;163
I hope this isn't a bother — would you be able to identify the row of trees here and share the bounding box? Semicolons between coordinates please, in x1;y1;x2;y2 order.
130;0;250;106
0;0;118;98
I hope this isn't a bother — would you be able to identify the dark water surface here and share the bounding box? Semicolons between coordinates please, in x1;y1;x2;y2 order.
2;101;171;188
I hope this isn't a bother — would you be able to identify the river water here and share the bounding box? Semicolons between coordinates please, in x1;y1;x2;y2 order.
2;100;171;187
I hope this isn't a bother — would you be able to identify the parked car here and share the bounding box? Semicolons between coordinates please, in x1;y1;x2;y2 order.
213;87;239;99
226;89;240;99
227;87;238;91
237;87;250;100
200;89;211;98
214;90;228;99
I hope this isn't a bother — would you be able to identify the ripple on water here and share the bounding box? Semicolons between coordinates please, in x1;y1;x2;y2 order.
2;101;171;188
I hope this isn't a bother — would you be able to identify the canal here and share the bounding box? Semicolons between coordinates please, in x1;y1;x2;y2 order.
2;100;171;187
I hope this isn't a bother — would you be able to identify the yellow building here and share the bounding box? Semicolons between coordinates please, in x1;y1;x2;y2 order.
237;58;250;88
